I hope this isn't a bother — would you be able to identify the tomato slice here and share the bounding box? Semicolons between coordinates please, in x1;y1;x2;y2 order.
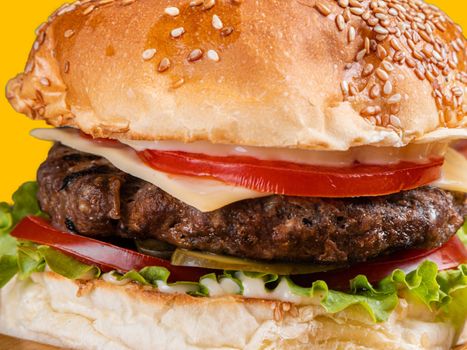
296;236;467;290
138;150;443;197
11;216;211;283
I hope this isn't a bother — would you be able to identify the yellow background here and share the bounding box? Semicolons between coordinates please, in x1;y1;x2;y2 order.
0;0;466;202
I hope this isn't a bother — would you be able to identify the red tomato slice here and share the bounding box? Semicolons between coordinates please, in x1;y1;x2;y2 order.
295;236;467;290
11;216;211;283
138;150;443;197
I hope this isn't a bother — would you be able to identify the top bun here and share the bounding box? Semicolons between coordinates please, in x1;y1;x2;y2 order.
6;0;467;150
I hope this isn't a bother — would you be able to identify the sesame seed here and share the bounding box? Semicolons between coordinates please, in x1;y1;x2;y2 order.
388;94;402;104
374;25;389;35
376;68;389;81
35;23;46;36
316;2;331;16
188;49;203;62
341;81;349;96
121;0;135;5
370;84;381;99
338;0;349;8
343;8;351;21
452;87;463;97
382;61;394;72
171;27;185;38
142;48;157;60
64;29;75;38
361;10;371;21
375;33;388;42
390;103;401;115
64;61;70;73
57;4;76;16
220;27;234;36
390;38;402;51
368;39;375;55
362;64;374;77
356;49;366;61
40;77;50;86
361;106;380;116
172;78;185;89
164;7;180;17
367;17;379;27
336;15;345;31
406;57;416;68
212;15;223;30
389;115;402;128
376;44;387;59
350;7;364;15
415;69;426;80
158;58;171;72
432;50;442;61
25;61;34;73
207;49;220;62
83;5;95;15
349;0;362;7
347;26;356;43
425;71;435;82
375;13;387;21
394;51;405;63
202;0;215;10
190;0;203;6
383;81;393;95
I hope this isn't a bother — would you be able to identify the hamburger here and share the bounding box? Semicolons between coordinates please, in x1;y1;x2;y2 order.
1;0;467;349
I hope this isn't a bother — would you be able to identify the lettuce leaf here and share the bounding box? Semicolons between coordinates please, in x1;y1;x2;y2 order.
0;255;18;288
11;182;45;223
38;246;100;280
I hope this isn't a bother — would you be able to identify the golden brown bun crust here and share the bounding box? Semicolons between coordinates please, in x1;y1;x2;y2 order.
5;0;467;150
0;272;462;349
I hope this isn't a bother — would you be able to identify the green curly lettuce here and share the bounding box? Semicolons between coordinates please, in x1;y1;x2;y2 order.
0;182;466;328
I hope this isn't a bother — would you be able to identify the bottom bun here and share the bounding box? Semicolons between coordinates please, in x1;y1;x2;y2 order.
0;272;462;350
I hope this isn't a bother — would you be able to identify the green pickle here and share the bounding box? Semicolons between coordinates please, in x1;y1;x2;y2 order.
171;249;345;275
136;239;175;260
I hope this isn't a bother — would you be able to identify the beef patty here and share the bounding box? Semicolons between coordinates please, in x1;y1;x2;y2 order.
37;144;467;263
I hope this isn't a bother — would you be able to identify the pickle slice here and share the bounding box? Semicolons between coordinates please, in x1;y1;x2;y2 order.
171;249;345;275
136;239;175;260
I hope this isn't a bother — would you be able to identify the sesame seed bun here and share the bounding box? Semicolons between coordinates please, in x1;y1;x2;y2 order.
5;0;467;150
0;272;462;350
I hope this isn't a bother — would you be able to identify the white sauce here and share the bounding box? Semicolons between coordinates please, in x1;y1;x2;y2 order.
122;139;448;166
102;271;321;304
102;272;131;286
156;281;199;294
200;277;241;297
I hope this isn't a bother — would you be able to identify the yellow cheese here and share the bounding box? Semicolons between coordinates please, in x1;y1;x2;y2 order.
31;128;268;212
434;148;467;194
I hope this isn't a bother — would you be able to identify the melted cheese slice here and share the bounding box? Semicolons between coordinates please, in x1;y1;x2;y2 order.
31;128;467;214
433;147;467;193
31;128;268;212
